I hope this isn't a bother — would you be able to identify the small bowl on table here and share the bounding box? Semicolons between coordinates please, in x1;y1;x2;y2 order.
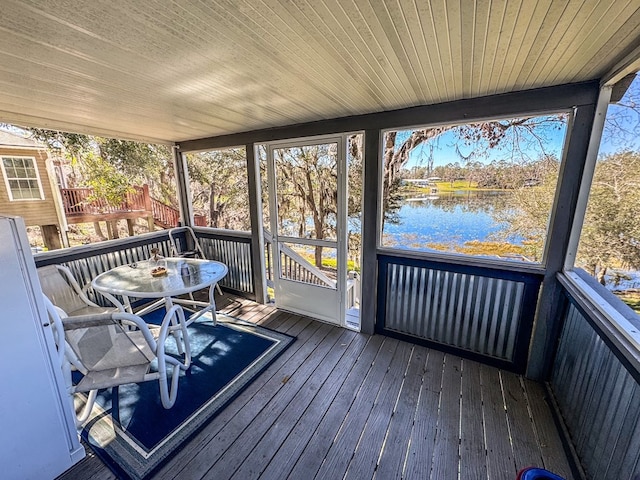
150;266;168;277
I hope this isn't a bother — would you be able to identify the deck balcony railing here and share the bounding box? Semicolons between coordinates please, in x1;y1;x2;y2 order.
61;185;149;218
60;185;207;228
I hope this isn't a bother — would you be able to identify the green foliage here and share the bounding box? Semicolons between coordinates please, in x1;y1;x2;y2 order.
25;127;177;207
495;151;640;274
490;157;560;261
317;257;360;273
577;151;640;273
28;128;93;163
97;139;174;202
186;148;250;230
614;291;640;314
79;153;135;206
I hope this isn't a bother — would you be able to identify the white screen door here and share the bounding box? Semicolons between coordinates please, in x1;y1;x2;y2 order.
266;136;347;325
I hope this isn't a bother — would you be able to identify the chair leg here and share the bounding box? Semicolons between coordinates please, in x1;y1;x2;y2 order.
75;389;98;425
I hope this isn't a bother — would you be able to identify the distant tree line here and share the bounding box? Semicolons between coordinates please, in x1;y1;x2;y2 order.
403;155;560;190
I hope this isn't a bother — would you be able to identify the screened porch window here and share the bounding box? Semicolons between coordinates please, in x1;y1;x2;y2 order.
1;156;44;200
185;147;250;231
380;114;569;264
573;73;640;317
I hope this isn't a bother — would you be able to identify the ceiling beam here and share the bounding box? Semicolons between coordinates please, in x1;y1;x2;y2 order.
178;81;600;152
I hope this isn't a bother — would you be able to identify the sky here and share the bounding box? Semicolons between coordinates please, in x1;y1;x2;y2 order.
402;118;568;170
402;75;640;170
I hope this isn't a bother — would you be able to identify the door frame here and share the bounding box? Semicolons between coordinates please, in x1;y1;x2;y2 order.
265;134;348;326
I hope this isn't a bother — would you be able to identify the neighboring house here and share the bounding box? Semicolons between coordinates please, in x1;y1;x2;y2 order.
0;130;67;249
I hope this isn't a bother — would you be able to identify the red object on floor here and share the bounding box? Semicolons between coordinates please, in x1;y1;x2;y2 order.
516;467;566;480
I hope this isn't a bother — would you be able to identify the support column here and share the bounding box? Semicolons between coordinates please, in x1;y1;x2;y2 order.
107;220;119;239
246;143;267;304
359;129;382;335
40;224;62;250
172;145;193;227
526;99;599;380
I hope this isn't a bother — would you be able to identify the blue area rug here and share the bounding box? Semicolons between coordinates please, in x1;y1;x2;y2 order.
79;310;294;480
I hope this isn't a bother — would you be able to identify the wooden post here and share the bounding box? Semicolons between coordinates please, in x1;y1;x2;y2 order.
126;219;135;236
359;129;382;335
142;184;152;220
106;220;120;239
246;143;267;304
94;222;107;241
40;224;62;250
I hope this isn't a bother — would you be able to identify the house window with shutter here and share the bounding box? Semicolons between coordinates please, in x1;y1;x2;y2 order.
1;156;44;201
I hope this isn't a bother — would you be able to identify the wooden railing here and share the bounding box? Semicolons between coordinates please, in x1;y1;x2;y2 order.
60;185;207;228
262;229;336;288
61;185;149;217
150;197;178;228
262;228;361;309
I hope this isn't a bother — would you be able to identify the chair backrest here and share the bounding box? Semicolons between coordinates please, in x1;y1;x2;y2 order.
37;265;88;315
169;226;205;258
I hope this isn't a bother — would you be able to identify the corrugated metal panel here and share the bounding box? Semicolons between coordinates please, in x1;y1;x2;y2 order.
34;233;255;301
199;236;254;294
61;240;172;306
0;1;639;142
383;263;524;361
551;303;640;480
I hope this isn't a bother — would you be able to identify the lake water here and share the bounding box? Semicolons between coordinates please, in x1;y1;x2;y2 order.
382;191;517;250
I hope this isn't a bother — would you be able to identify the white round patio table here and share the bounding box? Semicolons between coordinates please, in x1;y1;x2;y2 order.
91;257;228;325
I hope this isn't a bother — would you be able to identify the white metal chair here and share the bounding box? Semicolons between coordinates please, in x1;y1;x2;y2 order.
42;295;191;425
37;264;125;316
168;226;223;296
169;226;205;259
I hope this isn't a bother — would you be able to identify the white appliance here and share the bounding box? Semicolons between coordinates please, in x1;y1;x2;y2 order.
0;215;84;479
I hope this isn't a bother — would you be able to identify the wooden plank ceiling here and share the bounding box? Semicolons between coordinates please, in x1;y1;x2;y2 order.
1;0;639;144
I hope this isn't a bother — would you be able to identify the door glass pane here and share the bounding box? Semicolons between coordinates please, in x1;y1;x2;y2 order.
279;241;337;289
273;143;338;241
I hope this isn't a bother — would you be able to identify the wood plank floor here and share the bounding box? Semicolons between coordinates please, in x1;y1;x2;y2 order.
58;293;576;480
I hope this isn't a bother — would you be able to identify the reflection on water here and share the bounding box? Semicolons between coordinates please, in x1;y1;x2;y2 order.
383;190;523;255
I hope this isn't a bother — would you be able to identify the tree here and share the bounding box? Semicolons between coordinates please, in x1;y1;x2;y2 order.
274;144;338;267
576;151;640;281
186;148;250;230
97;139;174;204
78;152;135;207
490;156;560;261
497;152;640;278
26;128;175;205
382;116;566;221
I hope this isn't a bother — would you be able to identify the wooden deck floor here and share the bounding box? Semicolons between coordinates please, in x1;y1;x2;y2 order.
58;293;576;480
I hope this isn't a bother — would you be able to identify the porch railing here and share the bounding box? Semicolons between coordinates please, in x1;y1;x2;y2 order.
376;252;543;372
262;229;335;287
34;227;257;304
550;272;640;480
192;227;254;295
262;229;359;308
